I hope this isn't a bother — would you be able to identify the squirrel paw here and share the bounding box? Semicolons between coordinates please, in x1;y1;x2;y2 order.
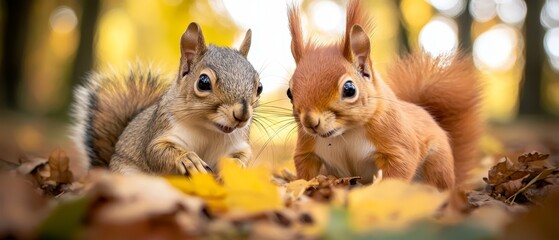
231;157;247;168
177;152;213;176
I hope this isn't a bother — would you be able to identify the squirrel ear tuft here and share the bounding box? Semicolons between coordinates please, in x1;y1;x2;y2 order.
180;22;207;76
239;29;252;58
288;6;304;64
345;25;371;78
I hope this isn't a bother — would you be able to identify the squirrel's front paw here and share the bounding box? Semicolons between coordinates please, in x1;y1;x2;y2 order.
177;152;213;176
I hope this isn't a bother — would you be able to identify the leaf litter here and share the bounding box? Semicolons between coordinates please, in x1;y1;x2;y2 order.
0;150;558;239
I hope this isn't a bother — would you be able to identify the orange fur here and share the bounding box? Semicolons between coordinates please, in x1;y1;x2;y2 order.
287;0;482;189
386;53;483;184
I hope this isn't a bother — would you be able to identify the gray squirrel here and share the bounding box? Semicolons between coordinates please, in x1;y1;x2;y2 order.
72;22;262;175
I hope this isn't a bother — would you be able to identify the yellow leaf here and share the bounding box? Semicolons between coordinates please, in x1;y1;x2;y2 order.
348;179;447;232
220;158;282;213
165;174;226;211
285;178;319;198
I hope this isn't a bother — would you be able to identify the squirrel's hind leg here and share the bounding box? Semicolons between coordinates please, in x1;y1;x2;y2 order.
417;142;455;190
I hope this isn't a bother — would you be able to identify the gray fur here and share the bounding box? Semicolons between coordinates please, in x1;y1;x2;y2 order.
73;31;260;174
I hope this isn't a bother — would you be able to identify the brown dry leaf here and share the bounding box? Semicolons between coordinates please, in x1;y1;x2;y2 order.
494;174;529;199
14;155;48;175
47;149;73;184
304;175;360;202
81;170;208;238
334;176;361;186
485;157;516;185
85;170;206;224
11;150;78;197
518;151;550;163
485;152;559;204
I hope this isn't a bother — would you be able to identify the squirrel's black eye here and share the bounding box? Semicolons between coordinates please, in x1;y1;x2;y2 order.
257;82;263;96
342;81;356;98
287;88;293;100
197;74;212;91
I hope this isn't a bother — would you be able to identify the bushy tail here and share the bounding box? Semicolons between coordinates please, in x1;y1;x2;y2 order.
386;52;483;185
71;65;170;168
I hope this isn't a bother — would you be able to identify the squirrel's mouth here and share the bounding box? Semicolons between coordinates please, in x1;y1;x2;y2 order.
318;129;339;138
214;123;236;133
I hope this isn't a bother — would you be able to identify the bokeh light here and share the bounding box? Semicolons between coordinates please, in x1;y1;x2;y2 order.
541;0;559;29
310;0;344;34
473;24;518;71
496;0;527;25
418;16;458;56
428;0;466;17
544;27;559;71
49;6;78;34
470;0;497;22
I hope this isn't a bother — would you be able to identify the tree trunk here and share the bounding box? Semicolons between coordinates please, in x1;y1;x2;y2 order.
457;0;472;52
519;0;546;116
0;0;32;110
396;0;411;55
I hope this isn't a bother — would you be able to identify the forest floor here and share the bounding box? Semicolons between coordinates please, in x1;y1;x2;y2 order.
0;112;558;239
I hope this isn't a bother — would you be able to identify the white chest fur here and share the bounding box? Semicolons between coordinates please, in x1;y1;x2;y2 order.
314;127;378;183
168;123;249;168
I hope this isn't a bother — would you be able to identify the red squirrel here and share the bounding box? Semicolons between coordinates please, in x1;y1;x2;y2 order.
287;0;482;190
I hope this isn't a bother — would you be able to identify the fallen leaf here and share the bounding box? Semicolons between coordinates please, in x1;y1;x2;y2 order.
334;176;361;187
85;170;205;224
165;173;226;212
518;151;550;163
15;155;48;175
304;175;361;202
484;152;559;204
220;158;282;214
47;149;73;184
348;179;447;232
495;174;529;200
285;178;319;199
485;157;516;185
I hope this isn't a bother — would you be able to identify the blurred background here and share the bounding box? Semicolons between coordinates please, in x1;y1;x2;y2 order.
0;0;558;169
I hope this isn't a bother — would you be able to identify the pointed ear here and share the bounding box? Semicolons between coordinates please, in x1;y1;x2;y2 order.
239;29;252;58
288;6;304;64
180;22;207;77
345;25;371;78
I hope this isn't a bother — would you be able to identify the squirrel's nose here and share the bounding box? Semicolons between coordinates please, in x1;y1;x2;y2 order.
232;100;251;123
233;111;249;122
302;114;320;131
